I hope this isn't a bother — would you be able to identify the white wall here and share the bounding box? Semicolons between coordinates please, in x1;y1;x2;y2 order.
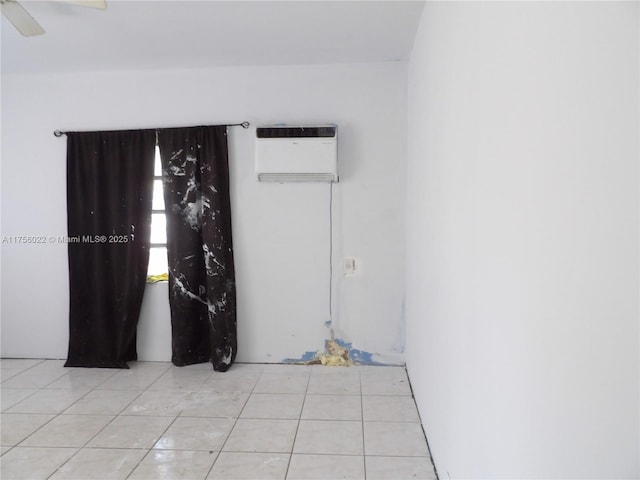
1;62;407;364
406;2;639;479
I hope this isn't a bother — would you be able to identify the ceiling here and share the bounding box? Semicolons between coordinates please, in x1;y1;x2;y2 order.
1;0;425;74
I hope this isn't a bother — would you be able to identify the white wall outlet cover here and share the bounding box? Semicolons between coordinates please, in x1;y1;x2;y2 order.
343;257;361;276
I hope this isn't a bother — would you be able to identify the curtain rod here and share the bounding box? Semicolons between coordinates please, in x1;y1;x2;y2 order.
53;122;250;137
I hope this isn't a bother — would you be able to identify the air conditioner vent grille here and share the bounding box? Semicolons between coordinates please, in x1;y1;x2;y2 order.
256;126;336;139
257;173;337;182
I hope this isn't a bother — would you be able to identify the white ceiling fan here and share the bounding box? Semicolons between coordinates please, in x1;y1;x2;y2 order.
0;0;106;37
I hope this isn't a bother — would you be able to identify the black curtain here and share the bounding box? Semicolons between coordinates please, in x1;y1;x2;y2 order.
158;126;237;371
65;130;156;368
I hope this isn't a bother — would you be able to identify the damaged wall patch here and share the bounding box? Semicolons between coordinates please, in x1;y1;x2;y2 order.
284;338;385;366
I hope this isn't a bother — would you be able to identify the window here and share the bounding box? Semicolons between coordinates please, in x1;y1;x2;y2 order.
148;145;168;276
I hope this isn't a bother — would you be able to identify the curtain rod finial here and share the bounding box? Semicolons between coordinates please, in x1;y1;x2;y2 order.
241;122;250;129
54;130;64;137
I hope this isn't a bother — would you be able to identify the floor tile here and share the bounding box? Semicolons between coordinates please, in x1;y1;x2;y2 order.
129;449;218;480
1;388;38;411
128;361;172;371
0;359;435;479
253;373;309;394
97;366;168;390
1;369;69;389
19;414;113;448
309;365;360;377
62;389;142;415
227;363;265;374
223;419;298;453
169;362;215;372
293;420;363;456
88;415;174;448
360;367;412;395
362;395;421;422
365;456;437;479
287;454;365;480
307;374;360;395
6;388;88;414
148;368;211;391
0;413;54;446
207;452;289;479
121;390;189;416
49;447;146;480
180;391;249;418
358;365;407;378
45;369;117;390
1;369;24;382
0;359;43;370
361;376;411;396
204;372;261;393
0;446;77;480
32;360;68;370
363;422;429;456
301;394;362;421
154;416;234;451
241;393;304;419
261;364;310;375
2;360;67;384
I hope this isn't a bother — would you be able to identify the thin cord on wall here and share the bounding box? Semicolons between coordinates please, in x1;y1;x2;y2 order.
329;181;335;340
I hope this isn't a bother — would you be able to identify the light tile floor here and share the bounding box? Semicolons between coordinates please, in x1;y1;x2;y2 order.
0;359;437;480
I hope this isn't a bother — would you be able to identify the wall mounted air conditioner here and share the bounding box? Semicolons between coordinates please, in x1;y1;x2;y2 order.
255;125;338;182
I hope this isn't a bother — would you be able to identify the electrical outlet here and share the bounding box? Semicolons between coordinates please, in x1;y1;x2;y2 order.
343;257;361;276
344;258;355;275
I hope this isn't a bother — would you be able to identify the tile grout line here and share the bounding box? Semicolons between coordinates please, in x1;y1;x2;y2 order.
283;368;311;480
0;360;44;385
7;413;63;454
122;362;210;479
2;360;66;390
1;358;46;376
360;367;367;480
405;364;440;480
1;386;44;412
124;417;180;476
202;364;263;479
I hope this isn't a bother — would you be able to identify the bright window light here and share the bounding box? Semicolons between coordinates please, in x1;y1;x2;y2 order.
148;146;168;277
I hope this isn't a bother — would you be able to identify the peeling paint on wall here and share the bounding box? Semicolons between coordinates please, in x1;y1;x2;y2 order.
284;338;386;366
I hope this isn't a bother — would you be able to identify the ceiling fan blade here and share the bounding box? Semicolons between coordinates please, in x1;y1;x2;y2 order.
0;0;45;36
55;0;107;9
